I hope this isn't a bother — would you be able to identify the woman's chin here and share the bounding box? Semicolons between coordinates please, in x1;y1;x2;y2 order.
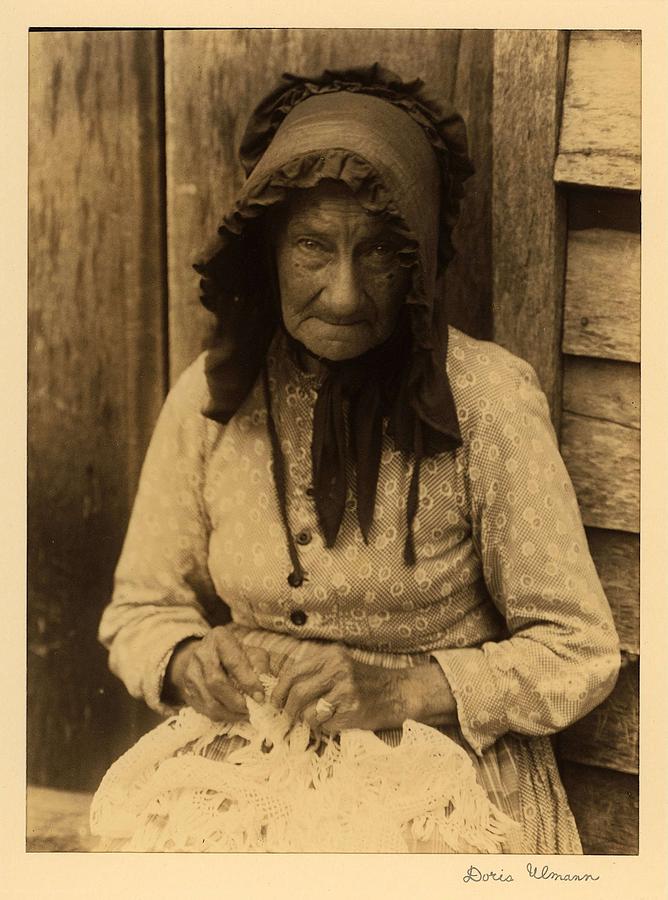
297;326;382;362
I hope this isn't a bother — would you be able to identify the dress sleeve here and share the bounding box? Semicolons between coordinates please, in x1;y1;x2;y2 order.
98;357;217;716
432;356;621;756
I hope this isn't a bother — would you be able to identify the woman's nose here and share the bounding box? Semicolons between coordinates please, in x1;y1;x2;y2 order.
321;256;364;321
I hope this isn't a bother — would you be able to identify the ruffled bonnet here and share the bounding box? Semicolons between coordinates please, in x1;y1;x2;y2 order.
194;64;474;567
195;64;474;439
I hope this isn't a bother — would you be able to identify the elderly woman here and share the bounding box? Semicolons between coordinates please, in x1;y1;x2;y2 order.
93;66;620;853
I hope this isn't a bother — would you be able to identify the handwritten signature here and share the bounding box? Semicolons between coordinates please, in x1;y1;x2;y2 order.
463;863;600;883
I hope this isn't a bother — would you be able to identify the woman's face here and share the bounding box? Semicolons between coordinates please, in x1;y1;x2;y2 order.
273;181;411;362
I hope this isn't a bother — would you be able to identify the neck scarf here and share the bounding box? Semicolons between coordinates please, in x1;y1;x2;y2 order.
307;323;411;549
262;321;435;588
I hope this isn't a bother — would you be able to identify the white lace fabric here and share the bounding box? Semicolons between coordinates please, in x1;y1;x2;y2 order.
90;677;520;853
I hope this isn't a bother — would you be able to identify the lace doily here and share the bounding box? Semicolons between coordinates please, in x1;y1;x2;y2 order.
90;677;520;852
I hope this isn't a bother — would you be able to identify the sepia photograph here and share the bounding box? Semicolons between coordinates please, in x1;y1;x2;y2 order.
25;25;643;861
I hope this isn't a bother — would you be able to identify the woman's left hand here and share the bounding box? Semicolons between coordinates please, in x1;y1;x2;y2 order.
271;641;400;734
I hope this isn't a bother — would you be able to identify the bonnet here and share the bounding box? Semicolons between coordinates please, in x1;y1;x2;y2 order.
194;64;475;573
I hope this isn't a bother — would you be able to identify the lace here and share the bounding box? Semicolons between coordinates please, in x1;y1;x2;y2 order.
91;677;520;853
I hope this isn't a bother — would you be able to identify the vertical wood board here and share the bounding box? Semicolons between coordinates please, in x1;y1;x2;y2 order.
443;30;493;341
554;31;640;190
492;30;568;422
28;30;166;790
563;228;640;362
561;412;639;533
164;28;491;380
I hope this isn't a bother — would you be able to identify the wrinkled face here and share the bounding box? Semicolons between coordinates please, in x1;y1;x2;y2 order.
273;181;411;362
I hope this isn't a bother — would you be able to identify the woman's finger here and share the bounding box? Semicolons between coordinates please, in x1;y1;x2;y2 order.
282;674;335;725
181;666;245;723
272;652;324;709
212;629;265;700
195;645;249;715
301;696;339;733
245;645;272;679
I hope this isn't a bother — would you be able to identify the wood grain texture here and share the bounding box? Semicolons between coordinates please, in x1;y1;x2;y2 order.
558;657;638;774
560;412;639;533
28;31;166;790
563;356;639;429
555;31;640;191
586;527;639;655
443;30;493;341
27;786;96;852
164;28;491;380
563;228;640;362
492;30;568;423
559;761;638;854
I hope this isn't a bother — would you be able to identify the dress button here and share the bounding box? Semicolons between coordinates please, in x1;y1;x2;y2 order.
296;528;312;546
290;609;308;626
287;572;303;588
305;486;315;498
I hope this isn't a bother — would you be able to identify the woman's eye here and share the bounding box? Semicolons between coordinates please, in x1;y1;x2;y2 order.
297;238;323;252
368;242;397;259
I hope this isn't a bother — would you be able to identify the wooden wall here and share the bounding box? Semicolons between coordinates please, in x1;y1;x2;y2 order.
556;31;640;856
492;30;640;855
28;28;493;792
28;30;166;790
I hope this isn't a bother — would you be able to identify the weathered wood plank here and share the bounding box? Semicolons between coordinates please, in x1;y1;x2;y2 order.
560;412;639;533
28;31;166;791
562;228;640;362
492;30;568;422
586;528;639;655
554;31;640;191
563;356;639;429
558;657;638;774
443;30;493;341
559;761;638;854
27;786;96;852
164;28;490;381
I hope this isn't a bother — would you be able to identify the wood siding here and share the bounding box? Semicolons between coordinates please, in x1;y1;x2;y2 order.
491;29;640;855
491;30;567;422
28;30;166;790
562;227;640;362
554;31;640;855
560;411;639;532
559;761;639;855
554;31;641;191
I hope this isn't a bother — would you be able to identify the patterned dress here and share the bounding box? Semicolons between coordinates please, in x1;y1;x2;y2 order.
99;326;621;853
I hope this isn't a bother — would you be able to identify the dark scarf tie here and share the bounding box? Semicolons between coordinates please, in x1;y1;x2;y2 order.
262;323;425;587
312;351;389;548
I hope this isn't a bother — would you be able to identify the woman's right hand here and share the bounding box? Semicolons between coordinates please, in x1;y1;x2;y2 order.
164;627;270;722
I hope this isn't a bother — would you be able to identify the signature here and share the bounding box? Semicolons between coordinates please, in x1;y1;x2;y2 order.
463;863;600;884
463;866;514;883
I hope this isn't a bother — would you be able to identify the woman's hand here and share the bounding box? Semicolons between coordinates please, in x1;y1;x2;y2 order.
272;641;459;734
271;642;378;733
271;641;417;734
164;627;270;722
